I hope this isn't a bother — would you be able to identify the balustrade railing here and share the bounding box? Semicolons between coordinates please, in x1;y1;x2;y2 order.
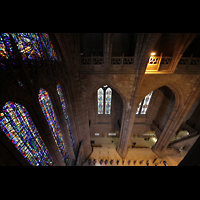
81;57;103;65
111;57;134;65
161;57;172;65
178;57;200;66
81;57;134;66
80;56;200;73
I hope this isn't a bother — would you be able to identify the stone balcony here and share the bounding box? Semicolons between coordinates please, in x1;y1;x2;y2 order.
80;56;200;74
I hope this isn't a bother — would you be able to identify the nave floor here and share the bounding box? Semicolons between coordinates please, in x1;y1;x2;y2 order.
82;136;187;166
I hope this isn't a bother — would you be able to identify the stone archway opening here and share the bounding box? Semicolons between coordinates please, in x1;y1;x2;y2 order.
132;86;176;149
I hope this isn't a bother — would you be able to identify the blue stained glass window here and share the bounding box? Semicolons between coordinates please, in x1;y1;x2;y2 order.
97;88;104;114
140;91;153;114
11;33;44;60
56;83;74;148
136;91;153;115
105;88;112;114
38;33;58;61
0;33;15;60
38;88;70;165
0;33;57;62
136;101;142;114
0;102;54;166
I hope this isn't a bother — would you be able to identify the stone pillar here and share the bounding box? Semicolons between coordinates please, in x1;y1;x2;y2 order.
117;101;134;158
116;33;162;159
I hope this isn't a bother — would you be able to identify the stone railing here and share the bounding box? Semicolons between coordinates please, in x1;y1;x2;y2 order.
160;57;173;65
175;57;200;73
80;56;200;73
111;57;134;65
178;57;200;65
81;57;103;65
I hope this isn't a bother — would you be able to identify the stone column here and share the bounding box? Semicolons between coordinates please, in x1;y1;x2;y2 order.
116;33;162;159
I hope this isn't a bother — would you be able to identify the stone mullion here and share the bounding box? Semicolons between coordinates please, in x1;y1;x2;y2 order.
116;33;162;159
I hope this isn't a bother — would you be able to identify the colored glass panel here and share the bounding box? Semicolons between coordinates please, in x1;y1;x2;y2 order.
136;101;142;114
56;83;74;148
38;33;58;61
38;88;70;165
11;33;44;60
0;33;15;60
0;102;54;166
140;91;153;114
10;33;57;61
97;88;104;114
105;88;112;114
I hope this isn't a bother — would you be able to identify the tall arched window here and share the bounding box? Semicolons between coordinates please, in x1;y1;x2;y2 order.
38;88;70;165
56;83;74;148
105;88;112;114
97;85;112;114
97;88;104;114
0;102;54;166
136;91;153;114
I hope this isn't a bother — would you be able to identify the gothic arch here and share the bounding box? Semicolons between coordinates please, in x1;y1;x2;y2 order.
0;95;65;166
137;81;184;113
85;80;127;112
85;80;127;142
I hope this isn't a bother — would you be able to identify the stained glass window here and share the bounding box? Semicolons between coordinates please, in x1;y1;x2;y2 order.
136;101;142;114
38;33;58;61
38;88;70;165
0;102;54;166
0;33;15;60
136;91;153;115
11;33;58;61
140;91;153;114
97;88;104;114
105;88;112;114
56;83;74;148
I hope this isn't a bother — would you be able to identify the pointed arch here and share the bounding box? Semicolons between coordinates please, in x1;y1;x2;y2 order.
56;83;74;148
0;101;54;166
85;80;126;112
38;88;70;165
